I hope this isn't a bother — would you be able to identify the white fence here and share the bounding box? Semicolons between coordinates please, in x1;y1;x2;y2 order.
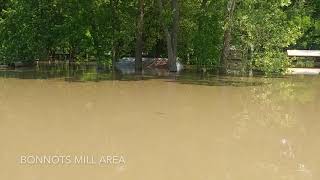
287;50;320;57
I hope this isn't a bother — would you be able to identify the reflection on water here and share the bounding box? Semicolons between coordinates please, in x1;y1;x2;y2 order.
0;64;319;180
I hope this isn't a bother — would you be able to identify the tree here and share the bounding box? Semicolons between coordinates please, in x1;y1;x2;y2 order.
293;0;320;49
157;0;179;72
0;0;318;74
135;0;144;72
220;0;236;74
178;0;225;70
233;0;311;74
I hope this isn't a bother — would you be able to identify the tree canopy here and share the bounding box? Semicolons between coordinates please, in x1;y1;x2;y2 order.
0;0;319;74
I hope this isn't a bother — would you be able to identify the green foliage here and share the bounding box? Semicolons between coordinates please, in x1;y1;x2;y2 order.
253;51;291;75
0;0;318;74
292;57;315;68
179;0;225;69
0;0;137;64
292;0;320;49
233;0;311;74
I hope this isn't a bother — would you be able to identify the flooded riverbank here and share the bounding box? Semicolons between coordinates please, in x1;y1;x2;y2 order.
0;65;319;180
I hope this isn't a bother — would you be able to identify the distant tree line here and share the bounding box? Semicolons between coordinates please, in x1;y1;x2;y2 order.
0;0;319;74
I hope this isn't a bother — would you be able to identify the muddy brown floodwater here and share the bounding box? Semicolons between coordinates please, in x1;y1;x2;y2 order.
0;66;320;180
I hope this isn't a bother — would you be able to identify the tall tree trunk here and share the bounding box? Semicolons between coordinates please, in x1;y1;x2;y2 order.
165;29;175;70
170;0;179;72
110;0;119;71
70;47;76;62
157;0;179;72
135;0;144;73
220;0;236;74
196;0;208;70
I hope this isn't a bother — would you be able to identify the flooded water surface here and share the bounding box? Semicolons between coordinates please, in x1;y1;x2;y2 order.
0;65;320;180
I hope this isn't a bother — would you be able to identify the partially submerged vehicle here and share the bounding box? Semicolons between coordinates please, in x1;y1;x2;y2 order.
116;57;184;74
0;64;8;69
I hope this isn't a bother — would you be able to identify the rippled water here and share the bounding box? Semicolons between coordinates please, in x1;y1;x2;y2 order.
0;64;319;180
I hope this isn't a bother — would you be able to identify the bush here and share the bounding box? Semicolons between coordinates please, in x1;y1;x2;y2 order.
253;51;291;75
